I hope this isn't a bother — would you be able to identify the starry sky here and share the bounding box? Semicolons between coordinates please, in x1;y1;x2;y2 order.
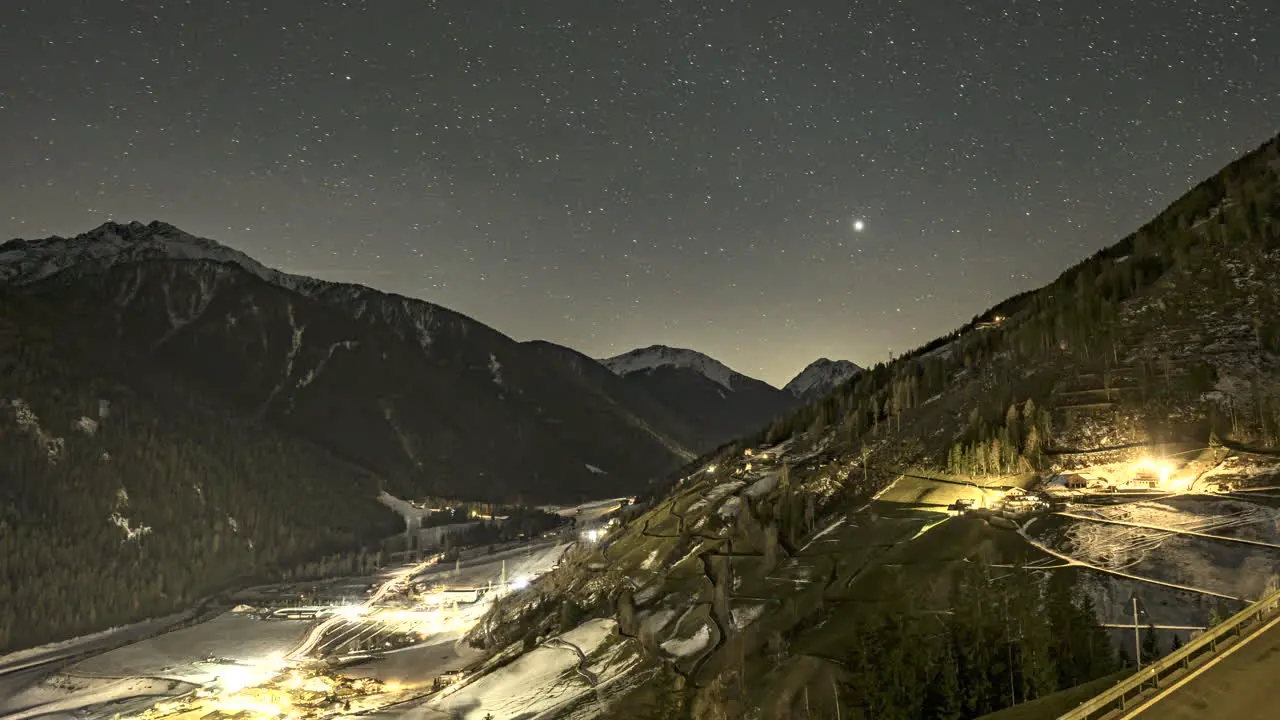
2;1;1277;386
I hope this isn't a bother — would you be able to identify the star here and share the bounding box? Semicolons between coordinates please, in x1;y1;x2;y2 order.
0;0;1275;385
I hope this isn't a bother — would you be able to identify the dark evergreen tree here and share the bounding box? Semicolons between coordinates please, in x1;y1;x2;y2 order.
1142;622;1161;664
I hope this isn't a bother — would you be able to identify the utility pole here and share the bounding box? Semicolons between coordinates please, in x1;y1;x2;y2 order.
1133;595;1142;668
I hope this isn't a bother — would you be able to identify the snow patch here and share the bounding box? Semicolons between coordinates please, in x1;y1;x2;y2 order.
731;604;766;630
745;471;781;498
0;675;193;720
296;340;357;389
633;583;663;606
262;302;305;408
488;352;503;386
427;619;617;719
660;624;712;657
783;358;861;398
801;517;846;551
8;398;64;462
639;608;676;636
705;480;745;504
600;345;740;391
585;463;606;475
718;496;742;519
108;512;152;542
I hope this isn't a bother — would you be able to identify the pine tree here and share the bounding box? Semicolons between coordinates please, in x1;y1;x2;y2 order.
1142;623;1161;664
923;643;964;720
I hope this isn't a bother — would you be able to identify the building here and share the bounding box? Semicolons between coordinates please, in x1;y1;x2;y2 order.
1063;474;1089;490
1131;471;1160;488
434;669;468;690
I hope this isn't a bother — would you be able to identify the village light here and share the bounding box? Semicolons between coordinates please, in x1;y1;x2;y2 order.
338;604;369;619
1132;458;1175;486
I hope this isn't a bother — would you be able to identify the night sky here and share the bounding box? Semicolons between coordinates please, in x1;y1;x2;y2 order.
2;2;1276;386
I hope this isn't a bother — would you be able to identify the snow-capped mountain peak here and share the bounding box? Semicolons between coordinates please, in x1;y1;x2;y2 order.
0;220;283;288
600;345;740;391
783;358;862;399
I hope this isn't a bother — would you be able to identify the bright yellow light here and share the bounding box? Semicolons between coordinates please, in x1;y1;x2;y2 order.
217;665;267;693
1132;458;1174;485
339;604;370;619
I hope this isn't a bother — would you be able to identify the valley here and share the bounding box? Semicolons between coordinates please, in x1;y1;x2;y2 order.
5;0;1277;715
0;499;611;720
5;453;1279;720
0;100;1275;720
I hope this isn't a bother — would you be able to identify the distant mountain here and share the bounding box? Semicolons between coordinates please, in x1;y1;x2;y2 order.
599;345;800;449
783;358;862;401
0;221;694;503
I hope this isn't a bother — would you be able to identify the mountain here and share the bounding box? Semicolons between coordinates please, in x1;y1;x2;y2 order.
465;134;1280;717
520;341;701;458
600;344;800;450
783;357;862;401
0;289;401;653
0;221;694;503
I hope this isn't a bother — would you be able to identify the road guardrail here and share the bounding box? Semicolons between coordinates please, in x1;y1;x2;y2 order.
1058;585;1280;719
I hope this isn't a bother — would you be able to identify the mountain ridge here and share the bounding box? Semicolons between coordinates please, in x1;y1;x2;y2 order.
2;222;820;467
783;357;863;401
600;345;747;391
599;343;802;450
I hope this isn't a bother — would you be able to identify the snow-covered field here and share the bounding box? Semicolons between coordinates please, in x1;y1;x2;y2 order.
0;613;307;720
412;541;571;590
1032;497;1280;606
71;614;307;682
345;632;484;687
1070;497;1280;544
0;675;195;720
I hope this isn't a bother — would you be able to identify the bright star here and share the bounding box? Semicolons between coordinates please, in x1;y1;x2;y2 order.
853;219;865;232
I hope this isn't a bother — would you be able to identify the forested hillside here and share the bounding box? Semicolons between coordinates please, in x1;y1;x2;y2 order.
11;255;688;502
750;133;1280;477
0;291;399;653
464;134;1280;719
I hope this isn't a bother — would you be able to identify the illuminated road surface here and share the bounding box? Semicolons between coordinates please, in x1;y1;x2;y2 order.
1130;614;1280;719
